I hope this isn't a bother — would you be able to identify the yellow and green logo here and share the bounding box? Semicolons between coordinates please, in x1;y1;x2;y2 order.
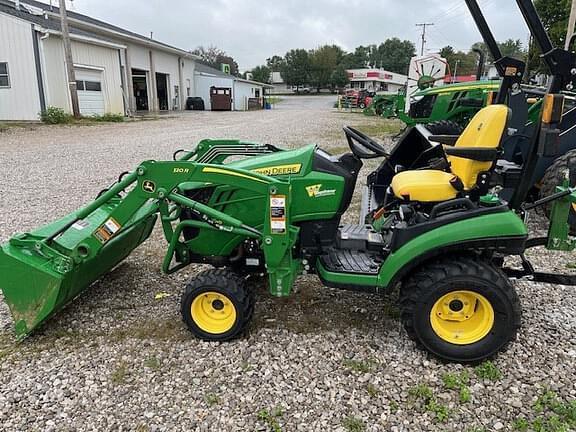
306;184;336;198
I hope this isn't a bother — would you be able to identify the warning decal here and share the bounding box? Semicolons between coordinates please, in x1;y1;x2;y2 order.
72;220;90;230
270;195;286;234
94;218;122;243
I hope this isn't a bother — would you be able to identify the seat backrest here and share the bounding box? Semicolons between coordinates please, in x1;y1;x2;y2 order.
449;104;510;189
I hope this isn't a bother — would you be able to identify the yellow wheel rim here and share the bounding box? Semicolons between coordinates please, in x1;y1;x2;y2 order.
191;291;237;334
430;290;495;345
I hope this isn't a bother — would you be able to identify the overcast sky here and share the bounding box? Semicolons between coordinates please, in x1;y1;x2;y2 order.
50;0;529;71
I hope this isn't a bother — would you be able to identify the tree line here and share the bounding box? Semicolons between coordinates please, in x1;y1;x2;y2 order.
248;39;417;91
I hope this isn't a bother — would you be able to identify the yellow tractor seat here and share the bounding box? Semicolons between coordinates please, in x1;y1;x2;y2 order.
391;170;459;202
391;104;510;203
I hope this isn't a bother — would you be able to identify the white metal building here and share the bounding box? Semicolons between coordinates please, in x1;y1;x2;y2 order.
0;0;199;120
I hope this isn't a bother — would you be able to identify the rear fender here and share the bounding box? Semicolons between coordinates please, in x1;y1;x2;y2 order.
377;211;527;289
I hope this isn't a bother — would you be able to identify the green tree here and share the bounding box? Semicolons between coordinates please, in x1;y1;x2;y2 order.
340;46;371;69
499;39;525;60
309;45;344;91
282;49;311;88
376;38;416;74
266;55;285;71
192;45;240;76
471;39;526;62
250;65;271;83
330;65;349;89
528;0;570;73
439;46;478;77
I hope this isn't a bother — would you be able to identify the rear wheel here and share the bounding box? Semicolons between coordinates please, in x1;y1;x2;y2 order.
425;120;464;136
181;269;254;341
540;149;576;234
400;256;521;362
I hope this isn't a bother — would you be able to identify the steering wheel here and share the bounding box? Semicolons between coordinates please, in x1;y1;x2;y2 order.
343;126;390;159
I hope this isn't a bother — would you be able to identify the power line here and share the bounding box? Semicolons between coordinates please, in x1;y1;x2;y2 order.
416;23;435;56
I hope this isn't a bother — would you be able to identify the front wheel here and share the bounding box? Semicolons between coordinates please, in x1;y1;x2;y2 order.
181;269;254;341
400;257;521;363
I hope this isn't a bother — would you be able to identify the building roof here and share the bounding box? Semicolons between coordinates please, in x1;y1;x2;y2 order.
0;0;198;57
195;62;273;88
195;62;235;79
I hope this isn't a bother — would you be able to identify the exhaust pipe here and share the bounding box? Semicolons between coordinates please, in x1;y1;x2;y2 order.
473;48;486;80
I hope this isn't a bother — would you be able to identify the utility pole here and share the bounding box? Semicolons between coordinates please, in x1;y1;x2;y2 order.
416;23;434;56
59;0;80;118
566;0;576;50
452;60;460;84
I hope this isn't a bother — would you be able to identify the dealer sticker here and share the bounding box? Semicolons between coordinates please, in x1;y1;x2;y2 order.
93;217;122;243
270;195;286;234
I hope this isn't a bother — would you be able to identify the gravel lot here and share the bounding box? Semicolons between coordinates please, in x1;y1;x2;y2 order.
0;96;575;432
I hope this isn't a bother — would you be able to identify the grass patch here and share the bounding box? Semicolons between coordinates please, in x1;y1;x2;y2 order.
442;371;471;403
342;358;376;373
367;383;380;398
466;427;487;432
349;120;403;137
389;401;399;413
204;393;220;407
512;390;576;432
474;361;502;381
409;383;450;422
135;424;150;432
40;106;72;124
257;407;283;432
90;113;124;122
342;416;365;432
409;383;434;400
266;96;283;105
40;106;125;125
143;356;161;370
111;361;129;385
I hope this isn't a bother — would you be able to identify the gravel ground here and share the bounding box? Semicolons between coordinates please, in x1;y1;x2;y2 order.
0;96;575;432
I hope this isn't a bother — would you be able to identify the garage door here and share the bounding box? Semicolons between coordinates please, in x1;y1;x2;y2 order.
75;69;105;116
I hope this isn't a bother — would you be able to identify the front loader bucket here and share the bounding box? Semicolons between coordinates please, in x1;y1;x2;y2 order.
0;200;157;340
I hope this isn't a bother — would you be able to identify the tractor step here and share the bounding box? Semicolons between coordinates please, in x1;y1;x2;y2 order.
337;224;385;251
319;248;382;275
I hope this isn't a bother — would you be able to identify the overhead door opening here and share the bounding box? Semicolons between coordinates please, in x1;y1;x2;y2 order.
156;73;169;111
75;69;105;116
132;69;149;111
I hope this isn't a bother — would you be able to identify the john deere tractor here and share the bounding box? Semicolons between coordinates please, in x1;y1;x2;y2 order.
2;0;576;363
365;49;501;135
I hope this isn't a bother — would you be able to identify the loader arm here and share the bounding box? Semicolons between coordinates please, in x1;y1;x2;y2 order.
0;160;299;339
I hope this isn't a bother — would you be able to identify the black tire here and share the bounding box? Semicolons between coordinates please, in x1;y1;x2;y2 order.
400;256;521;363
425;120;464;136
181;268;255;341
540;149;576;234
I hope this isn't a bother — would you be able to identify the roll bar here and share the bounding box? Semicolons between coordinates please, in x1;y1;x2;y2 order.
464;0;526;104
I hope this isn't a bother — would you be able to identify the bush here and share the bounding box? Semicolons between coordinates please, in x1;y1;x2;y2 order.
40;106;72;124
91;113;125;122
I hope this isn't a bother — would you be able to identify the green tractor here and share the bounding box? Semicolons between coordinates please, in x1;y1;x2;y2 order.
364;46;501;135
2;0;576;364
366;78;502;134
